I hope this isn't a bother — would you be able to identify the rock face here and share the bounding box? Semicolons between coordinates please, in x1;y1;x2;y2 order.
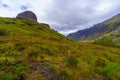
41;23;50;28
16;11;37;22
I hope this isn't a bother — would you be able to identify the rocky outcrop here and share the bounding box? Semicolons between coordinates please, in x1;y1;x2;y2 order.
16;11;37;22
16;11;51;28
41;23;50;28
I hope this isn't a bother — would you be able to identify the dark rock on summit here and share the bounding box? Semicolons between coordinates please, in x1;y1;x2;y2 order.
40;23;50;28
16;11;51;28
16;11;37;22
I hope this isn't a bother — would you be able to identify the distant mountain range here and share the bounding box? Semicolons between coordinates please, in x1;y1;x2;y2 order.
67;14;120;42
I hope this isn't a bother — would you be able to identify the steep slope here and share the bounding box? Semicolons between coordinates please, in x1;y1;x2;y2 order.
0;17;120;80
94;27;120;47
67;14;120;41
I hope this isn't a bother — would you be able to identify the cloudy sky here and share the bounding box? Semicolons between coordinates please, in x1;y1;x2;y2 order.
0;0;120;35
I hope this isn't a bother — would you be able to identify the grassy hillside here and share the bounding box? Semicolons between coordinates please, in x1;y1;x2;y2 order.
67;14;120;42
94;28;120;47
0;17;120;80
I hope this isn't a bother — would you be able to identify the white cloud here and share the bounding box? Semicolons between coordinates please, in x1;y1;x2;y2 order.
0;0;54;19
0;0;120;35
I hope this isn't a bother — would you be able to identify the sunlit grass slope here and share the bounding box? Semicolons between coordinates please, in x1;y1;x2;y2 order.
0;17;120;80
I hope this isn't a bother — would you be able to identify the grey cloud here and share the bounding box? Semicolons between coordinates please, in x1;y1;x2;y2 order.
42;0;120;35
0;0;9;8
20;5;29;11
1;0;120;35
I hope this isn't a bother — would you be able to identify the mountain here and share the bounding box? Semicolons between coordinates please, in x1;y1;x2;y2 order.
67;14;120;42
0;17;120;80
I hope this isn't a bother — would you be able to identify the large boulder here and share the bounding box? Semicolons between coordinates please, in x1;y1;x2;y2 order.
16;11;37;22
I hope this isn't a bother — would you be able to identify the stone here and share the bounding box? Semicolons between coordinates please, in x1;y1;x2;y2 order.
16;11;37;22
41;23;50;28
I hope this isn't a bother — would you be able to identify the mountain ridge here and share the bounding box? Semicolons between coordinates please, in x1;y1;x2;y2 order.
67;13;120;42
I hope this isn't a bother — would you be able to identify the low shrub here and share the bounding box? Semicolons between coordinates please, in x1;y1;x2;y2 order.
14;43;25;51
59;70;70;80
0;29;6;35
94;36;115;46
96;63;120;80
50;65;56;72
64;56;78;67
26;47;40;59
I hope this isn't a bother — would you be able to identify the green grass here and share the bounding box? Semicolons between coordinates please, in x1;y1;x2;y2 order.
0;17;120;80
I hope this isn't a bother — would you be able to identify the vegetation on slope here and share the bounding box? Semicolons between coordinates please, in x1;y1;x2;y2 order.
94;27;120;47
67;14;120;42
0;17;120;80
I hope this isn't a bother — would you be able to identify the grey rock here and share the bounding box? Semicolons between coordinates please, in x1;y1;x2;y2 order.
16;11;37;22
41;23;50;28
